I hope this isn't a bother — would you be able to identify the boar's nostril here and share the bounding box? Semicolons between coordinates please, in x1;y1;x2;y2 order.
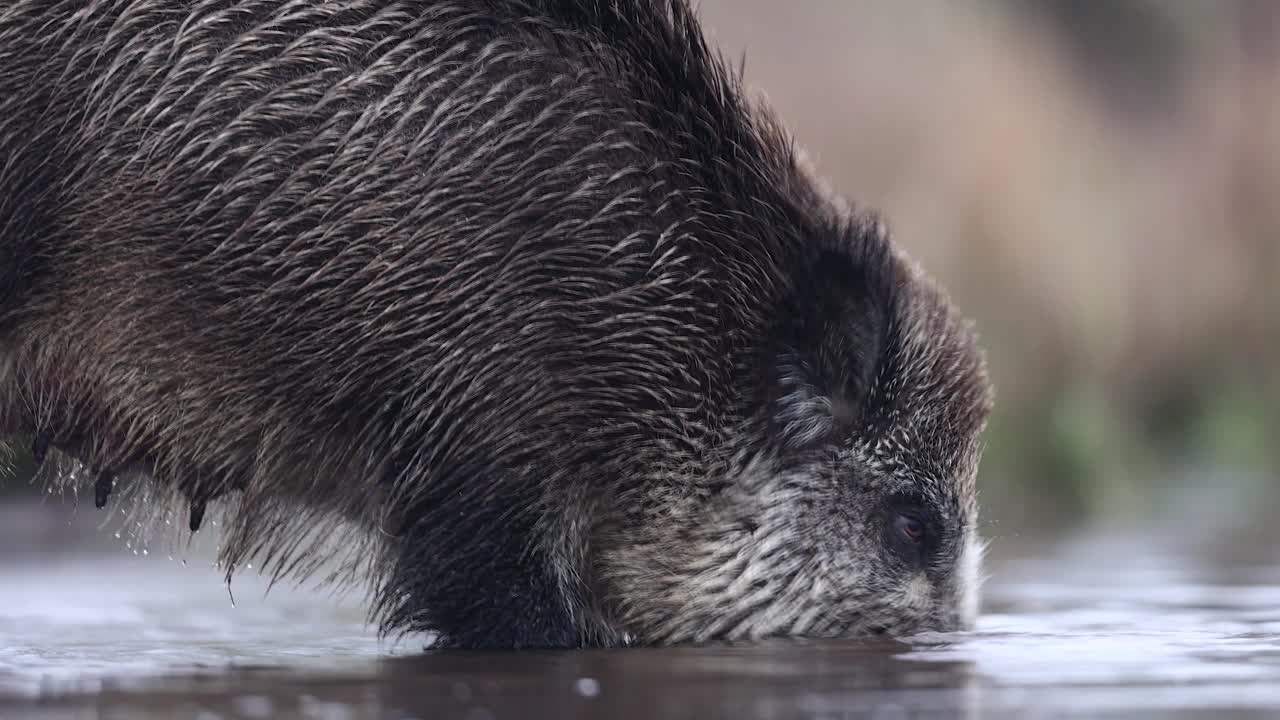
93;469;115;509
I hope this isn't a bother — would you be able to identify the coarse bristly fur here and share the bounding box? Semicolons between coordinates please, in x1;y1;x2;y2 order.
0;0;993;649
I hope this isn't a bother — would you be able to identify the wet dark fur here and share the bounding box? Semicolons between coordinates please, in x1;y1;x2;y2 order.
0;0;993;649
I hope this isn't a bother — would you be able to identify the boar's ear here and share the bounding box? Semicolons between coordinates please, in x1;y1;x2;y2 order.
771;228;893;449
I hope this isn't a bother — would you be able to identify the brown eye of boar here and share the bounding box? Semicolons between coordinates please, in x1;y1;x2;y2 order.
895;514;925;544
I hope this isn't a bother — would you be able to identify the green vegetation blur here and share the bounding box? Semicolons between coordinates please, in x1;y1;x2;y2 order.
3;1;1277;536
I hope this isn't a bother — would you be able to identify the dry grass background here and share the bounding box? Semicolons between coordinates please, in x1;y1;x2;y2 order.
697;0;1280;531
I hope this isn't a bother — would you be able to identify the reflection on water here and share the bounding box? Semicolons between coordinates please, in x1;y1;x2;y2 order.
1;501;1278;719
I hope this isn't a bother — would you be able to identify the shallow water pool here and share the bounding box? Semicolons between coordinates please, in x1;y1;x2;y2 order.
1;501;1278;719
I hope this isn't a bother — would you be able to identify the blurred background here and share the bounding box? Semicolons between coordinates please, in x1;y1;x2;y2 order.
2;0;1277;543
697;0;1280;543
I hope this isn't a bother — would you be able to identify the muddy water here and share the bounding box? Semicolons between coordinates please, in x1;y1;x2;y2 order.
1;501;1278;719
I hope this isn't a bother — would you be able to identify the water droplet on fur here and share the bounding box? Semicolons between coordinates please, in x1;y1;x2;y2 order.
142;549;148;556
246;563;252;570
114;532;121;539
181;559;188;567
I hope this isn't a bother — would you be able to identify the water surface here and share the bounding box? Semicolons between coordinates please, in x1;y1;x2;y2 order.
1;501;1278;719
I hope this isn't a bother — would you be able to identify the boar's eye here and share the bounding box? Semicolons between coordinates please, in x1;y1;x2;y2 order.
884;495;934;566
894;513;925;544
